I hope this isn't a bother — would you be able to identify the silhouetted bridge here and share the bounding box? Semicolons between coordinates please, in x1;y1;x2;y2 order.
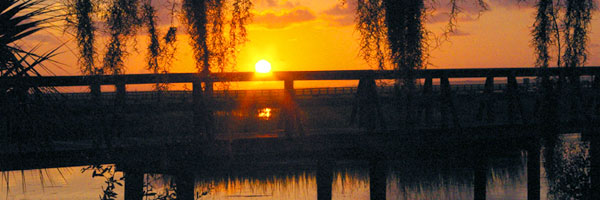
2;67;600;200
3;67;600;132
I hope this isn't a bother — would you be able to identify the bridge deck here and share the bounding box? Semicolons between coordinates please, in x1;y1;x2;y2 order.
1;67;599;170
2;67;600;86
0;122;568;171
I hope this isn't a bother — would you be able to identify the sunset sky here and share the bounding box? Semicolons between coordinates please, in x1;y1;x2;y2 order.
21;0;600;89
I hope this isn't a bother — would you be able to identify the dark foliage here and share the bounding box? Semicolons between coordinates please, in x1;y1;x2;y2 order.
65;0;98;75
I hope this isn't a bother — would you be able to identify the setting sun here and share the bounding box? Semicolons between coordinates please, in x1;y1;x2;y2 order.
255;59;272;73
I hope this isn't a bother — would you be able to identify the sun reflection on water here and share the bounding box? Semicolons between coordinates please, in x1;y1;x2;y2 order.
258;108;272;120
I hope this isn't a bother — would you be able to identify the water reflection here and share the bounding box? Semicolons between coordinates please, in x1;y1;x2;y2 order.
543;134;591;200
1;133;596;199
0;166;123;200
257;108;272;120
0;160;530;199
196;171;315;199
143;174;178;200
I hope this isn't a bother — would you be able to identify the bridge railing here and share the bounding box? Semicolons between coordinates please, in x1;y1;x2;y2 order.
45;80;598;104
6;67;600;136
2;67;599;86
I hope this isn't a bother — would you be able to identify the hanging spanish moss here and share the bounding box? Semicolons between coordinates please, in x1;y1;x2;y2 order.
384;0;425;83
206;0;227;73
160;0;179;72
353;0;486;128
161;27;178;72
65;0;98;75
446;0;488;37
182;0;210;74
142;0;160;74
530;0;595;71
229;0;252;70
355;0;387;70
562;0;594;70
182;0;252;74
529;0;595;125
354;0;487;72
142;0;170;92
532;0;554;70
102;0;141;75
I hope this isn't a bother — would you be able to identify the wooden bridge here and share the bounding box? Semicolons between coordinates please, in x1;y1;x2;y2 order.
2;67;600;134
2;67;600;200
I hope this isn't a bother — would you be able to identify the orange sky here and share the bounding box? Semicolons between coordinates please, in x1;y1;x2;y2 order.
20;0;600;89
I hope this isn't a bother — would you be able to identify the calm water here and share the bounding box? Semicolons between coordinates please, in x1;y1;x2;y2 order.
1;134;592;200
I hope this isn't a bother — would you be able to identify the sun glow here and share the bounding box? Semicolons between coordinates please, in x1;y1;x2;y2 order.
258;108;272;119
255;59;272;73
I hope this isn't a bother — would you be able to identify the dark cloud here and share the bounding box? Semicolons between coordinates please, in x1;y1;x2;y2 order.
429;0;535;14
424;0;537;24
489;0;536;9
253;8;317;29
449;29;470;36
321;1;356;26
319;0;519;27
255;0;300;9
427;12;478;24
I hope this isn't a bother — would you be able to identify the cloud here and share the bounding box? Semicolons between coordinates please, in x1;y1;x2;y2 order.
321;1;356;26
427;12;478;24
489;0;536;9
254;0;300;10
449;29;470;36
253;8;317;29
425;0;536;24
318;0;531;27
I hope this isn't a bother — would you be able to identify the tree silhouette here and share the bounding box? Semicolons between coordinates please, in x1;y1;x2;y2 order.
1;0;61;148
65;0;251;76
64;0;99;75
530;0;595;125
562;0;594;71
530;0;594;71
182;0;251;138
182;0;252;75
1;0;59;79
141;0;178;93
103;0;141;75
65;0;181;78
352;0;486;128
532;0;554;71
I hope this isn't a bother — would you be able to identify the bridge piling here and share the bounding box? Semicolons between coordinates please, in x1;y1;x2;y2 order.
193;79;204;138
317;160;333;200
440;76;448;128
175;173;195;200
527;139;541;200
477;76;495;123
283;80;297;136
506;73;524;125
440;76;460;129
473;149;487;200
369;159;387;200
594;74;600;117
351;77;382;130
192;78;215;140
124;170;144;200
420;76;433;125
590;129;600;199
90;81;101;102
116;80;126;106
